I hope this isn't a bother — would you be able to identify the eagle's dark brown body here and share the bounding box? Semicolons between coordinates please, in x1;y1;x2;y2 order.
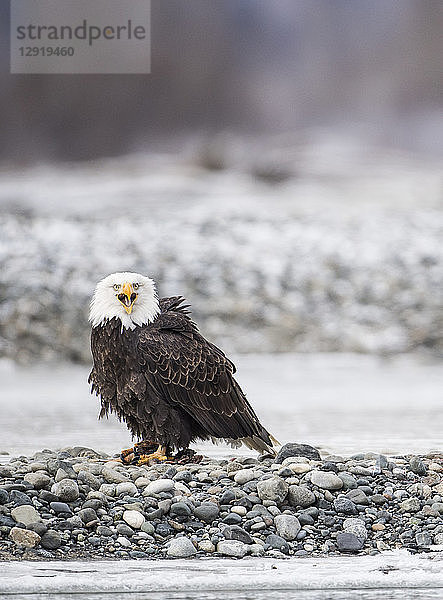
89;297;274;453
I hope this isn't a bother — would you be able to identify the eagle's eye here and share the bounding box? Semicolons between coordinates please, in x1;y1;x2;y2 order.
113;284;121;291
133;283;139;290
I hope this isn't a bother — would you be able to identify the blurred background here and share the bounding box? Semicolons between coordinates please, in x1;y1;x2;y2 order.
0;0;442;363
0;1;442;458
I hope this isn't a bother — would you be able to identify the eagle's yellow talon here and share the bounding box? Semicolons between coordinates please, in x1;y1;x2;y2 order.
136;445;168;465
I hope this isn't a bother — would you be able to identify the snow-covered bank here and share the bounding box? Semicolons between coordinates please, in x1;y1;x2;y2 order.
1;551;443;595
0;147;442;362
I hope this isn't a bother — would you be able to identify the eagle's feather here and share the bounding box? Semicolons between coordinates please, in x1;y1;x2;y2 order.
89;296;275;454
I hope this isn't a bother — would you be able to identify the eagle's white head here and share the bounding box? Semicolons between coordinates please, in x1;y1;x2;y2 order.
89;272;160;330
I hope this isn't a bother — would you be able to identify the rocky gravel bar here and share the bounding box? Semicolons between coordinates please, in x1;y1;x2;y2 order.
1;443;443;561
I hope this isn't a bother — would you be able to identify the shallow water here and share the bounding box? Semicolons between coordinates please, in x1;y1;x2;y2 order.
0;353;442;459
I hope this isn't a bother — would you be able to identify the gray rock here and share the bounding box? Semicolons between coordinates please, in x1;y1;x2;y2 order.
288;485;316;508
0;489;9;504
233;469;257;485
116;523;134;536
40;530;62;550
140;521;155;535
223;512;242;525
194;502;219;523
275;443;321;463
415;532;433;547
223;525;253;545
9;527;41;548
310;470;343;491
78;508;98;524
167;537;196;558
343;518;367;541
336;532;364;552
9;490;33;506
23;472;51;490
116;481;138;496
334;496;357;515
338;473;358;490
170;502;192;517
97;525;113;537
433;533;443;545
274;514;301;541
346;488;369;505
256;476;288;504
78;470;101;490
374;454;389;473
409;457;427;476
27;522;48;537
431;502;443;514
219;489;235;504
102;466;129;484
217;540;248;558
52;479;79;502
400;497;421;512
266;533;289;554
123;510;145;529
143;479;175;496
50;502;72;515
11;505;42;526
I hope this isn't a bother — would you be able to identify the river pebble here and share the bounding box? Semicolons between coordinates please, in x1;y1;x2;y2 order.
0;446;442;560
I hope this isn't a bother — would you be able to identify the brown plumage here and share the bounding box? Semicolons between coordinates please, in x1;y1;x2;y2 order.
89;296;276;454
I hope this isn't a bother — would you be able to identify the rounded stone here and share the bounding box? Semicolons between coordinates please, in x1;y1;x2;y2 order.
50;502;72;515
10;527;41;548
11;505;42;526
343;518;367;541
265;533;289;554
288;485;316;508
198;539;216;552
117;536;132;548
40;530;62;550
167;537;197;558
217;540;248;558
123;510;145;529
116;482;138;497
333;496;357;515
346;489;369;505
231;505;247;516
102;467;129;484
78;508;98;524
336;532;364;553
310;471;343;491
194;503;219;524
256;477;288;504
23;472;51;490
409;457;427;476
52;479;79;502
0;489;9;505
400;497;421;512
275;443;321;463
223;525;253;545
233;469;257;485
170;501;192;517
144;479;175;496
274;514;301;541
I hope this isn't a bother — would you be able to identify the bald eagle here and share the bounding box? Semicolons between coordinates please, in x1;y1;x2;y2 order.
88;272;276;463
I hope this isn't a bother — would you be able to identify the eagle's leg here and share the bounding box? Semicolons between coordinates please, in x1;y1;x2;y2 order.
121;440;157;464
137;445;173;465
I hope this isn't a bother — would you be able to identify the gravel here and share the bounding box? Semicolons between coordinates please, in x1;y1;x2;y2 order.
0;445;442;561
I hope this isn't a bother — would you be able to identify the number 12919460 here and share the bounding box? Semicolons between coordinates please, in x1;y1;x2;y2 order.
19;47;74;57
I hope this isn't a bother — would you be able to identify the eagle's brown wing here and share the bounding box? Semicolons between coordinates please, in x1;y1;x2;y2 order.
136;297;275;452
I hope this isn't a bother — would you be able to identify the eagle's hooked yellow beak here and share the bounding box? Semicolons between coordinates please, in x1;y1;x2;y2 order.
118;282;137;314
